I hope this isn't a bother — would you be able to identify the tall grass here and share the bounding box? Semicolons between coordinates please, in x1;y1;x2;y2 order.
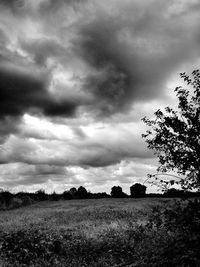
0;198;199;266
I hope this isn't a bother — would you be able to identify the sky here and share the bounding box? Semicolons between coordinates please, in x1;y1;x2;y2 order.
0;0;200;194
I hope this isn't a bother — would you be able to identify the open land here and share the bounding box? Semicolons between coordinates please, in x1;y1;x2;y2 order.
0;198;199;267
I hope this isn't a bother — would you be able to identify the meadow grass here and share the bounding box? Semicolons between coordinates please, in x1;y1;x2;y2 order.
0;198;199;266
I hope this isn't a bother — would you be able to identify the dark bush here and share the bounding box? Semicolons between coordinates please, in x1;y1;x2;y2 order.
21;195;34;206
0;229;59;266
50;191;60;201
63;190;72;200
0;190;13;206
35;189;47;201
139;200;200;266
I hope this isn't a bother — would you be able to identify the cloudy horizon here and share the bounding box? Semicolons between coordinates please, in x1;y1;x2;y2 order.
0;0;200;194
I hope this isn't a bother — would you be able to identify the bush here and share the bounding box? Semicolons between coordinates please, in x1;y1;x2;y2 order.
10;197;23;209
35;190;47;201
50;191;60;201
21;195;34;206
63;191;72;200
137;199;200;266
0;191;13;206
0;229;59;266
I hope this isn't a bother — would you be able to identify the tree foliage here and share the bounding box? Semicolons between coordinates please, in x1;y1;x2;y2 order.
77;186;88;198
111;186;127;198
130;183;146;197
142;70;200;190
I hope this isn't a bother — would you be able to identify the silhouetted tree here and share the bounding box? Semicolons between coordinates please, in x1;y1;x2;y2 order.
69;187;77;197
51;191;60;201
111;186;127;198
142;70;200;190
93;192;110;198
130;183;147;198
163;188;183;197
35;189;47;201
0;190;13;206
77;186;88;198
63;190;72;200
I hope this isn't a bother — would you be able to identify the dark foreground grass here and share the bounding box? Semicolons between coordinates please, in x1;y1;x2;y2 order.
0;198;199;266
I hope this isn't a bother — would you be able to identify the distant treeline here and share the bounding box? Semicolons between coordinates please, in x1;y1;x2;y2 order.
0;184;200;210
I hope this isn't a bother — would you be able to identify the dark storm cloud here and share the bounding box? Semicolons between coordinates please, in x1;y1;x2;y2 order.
0;0;199;116
2;0;200;119
70;1;200;116
0;0;23;8
73;20;134;116
0;64;78;118
0;0;200;191
0;0;26;14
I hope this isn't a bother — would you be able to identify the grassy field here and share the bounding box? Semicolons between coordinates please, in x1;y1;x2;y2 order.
0;198;199;266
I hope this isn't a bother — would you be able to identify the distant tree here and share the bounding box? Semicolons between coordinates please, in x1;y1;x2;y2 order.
0;190;13;206
77;186;88;199
130;183;147;198
63;190;72;200
51;191;60;201
111;186;127;198
69;187;77;197
94;192;110;199
142;70;200;190
163;188;183;197
17;193;33;206
35;189;47;201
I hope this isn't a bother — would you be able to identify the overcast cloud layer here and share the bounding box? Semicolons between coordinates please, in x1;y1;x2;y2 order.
0;0;200;193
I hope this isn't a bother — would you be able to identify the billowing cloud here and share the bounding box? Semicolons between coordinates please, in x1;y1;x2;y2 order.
1;0;200;118
0;159;157;194
72;1;200;116
0;162;67;187
0;0;199;192
0;119;153;166
0;57;83;118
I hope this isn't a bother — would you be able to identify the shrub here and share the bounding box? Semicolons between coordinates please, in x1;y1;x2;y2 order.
63;191;72;200
0;191;13;206
51;191;60;201
35;189;47;201
21;195;34;206
138;200;200;266
10;197;23;209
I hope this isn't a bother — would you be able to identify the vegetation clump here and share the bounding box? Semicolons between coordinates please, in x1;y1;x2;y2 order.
0;199;199;266
130;183;147;198
142;70;200;190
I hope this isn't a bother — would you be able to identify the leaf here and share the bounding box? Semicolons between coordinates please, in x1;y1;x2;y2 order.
142;70;200;190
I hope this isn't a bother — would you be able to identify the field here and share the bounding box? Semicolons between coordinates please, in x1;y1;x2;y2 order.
0;198;199;266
